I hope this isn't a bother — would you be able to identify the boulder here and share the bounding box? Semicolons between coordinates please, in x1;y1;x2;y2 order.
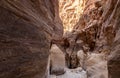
86;53;108;78
77;50;87;70
50;45;65;75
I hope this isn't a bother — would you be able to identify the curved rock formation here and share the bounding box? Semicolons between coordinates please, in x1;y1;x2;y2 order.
0;0;63;78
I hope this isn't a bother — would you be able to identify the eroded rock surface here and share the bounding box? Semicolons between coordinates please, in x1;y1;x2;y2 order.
0;0;120;78
108;23;120;78
67;0;120;78
59;0;85;31
0;0;63;78
86;53;108;78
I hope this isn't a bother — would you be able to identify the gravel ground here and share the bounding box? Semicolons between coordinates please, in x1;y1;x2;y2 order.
50;67;87;78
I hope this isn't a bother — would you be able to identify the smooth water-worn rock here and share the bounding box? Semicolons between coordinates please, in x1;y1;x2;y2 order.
50;45;65;75
0;0;63;78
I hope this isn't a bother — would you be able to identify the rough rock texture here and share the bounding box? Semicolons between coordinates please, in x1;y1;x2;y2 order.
72;0;120;78
86;53;108;78
106;0;120;77
56;0;120;77
0;0;63;78
51;0;120;77
108;18;120;78
73;0;119;53
59;0;85;31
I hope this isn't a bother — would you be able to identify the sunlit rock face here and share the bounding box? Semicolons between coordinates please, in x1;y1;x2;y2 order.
73;0;105;51
0;0;63;78
50;44;65;75
59;0;85;32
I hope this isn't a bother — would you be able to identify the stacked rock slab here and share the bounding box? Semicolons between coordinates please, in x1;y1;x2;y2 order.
0;0;63;78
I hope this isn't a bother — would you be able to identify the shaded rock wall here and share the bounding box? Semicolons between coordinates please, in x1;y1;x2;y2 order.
0;0;63;78
107;8;120;77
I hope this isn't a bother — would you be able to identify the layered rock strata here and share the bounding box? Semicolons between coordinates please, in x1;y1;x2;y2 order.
0;0;63;78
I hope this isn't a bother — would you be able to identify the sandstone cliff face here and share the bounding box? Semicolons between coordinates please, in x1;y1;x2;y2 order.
72;0;120;78
59;0;85;32
0;0;63;78
0;0;120;78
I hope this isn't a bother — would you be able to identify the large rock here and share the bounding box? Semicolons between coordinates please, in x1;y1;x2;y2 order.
77;50;87;70
86;53;108;78
0;0;63;78
50;45;65;75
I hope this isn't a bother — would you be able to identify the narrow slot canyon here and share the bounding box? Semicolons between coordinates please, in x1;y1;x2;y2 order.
0;0;120;78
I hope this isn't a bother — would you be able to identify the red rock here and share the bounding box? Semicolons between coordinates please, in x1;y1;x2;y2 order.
0;0;63;78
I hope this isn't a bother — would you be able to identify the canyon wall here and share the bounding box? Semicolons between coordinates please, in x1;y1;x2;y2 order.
73;0;120;78
0;0;63;78
0;0;120;78
59;0;85;32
